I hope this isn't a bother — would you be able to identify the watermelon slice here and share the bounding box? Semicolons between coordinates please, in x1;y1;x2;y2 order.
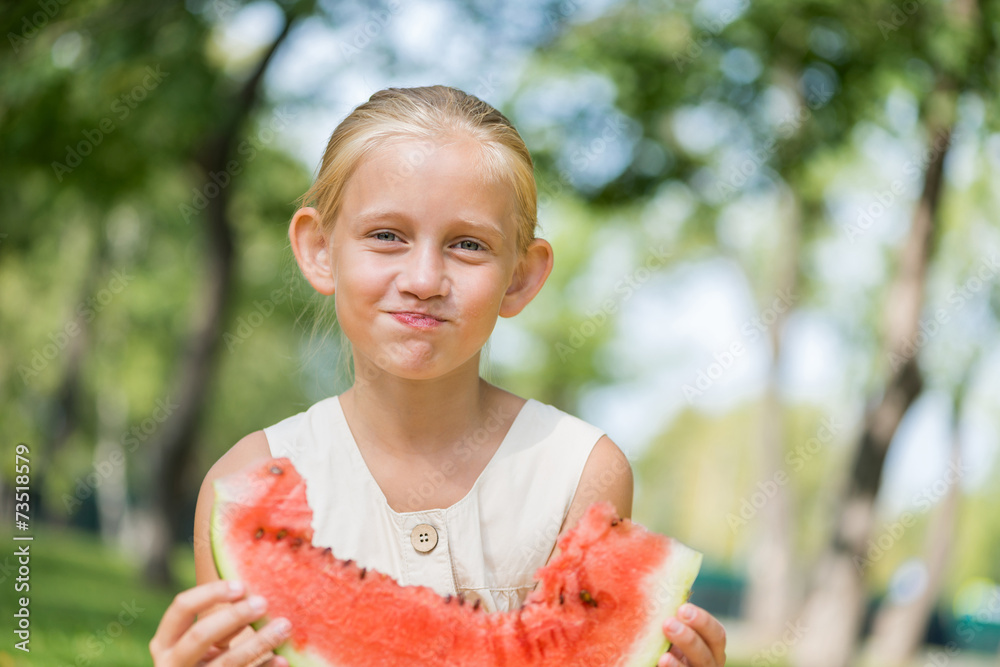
210;458;703;667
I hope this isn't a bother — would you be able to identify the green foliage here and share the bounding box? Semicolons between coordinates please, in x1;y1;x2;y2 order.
0;526;195;666
0;0;317;518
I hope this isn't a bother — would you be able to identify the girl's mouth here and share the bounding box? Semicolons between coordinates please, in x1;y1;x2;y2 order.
390;312;445;329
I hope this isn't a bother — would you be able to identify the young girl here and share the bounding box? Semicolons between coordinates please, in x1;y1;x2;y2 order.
150;85;726;667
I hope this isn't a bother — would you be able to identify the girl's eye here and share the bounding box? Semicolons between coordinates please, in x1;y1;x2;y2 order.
455;239;483;251
373;231;398;242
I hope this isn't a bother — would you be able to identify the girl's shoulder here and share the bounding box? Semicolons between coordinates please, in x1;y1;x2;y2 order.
193;430;272;582
196;431;273;514
208;430;272;478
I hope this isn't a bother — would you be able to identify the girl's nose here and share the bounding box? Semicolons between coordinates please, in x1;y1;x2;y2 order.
396;243;449;300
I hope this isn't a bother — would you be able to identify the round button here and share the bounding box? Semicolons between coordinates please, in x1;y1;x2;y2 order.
410;523;438;553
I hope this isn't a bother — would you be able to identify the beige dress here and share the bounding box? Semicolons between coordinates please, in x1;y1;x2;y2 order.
262;394;605;613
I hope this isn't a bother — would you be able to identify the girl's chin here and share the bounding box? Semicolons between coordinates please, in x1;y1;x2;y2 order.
356;350;481;382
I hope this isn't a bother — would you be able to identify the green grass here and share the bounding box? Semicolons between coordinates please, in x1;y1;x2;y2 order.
0;525;195;667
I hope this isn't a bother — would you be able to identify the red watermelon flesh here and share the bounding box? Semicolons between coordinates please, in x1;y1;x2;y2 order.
211;457;703;667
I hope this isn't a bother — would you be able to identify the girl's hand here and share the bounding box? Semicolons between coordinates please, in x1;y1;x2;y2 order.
658;603;727;667
150;579;292;667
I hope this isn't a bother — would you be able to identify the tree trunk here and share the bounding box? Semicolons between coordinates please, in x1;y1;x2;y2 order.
741;188;802;649
95;389;131;546
38;239;111;525
789;111;953;667
861;379;964;666
141;16;296;586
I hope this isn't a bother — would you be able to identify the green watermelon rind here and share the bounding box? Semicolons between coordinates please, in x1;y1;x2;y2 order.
625;540;703;667
210;480;330;667
211;476;704;667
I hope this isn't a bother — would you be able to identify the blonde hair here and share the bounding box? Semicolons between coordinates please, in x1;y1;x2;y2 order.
297;85;535;384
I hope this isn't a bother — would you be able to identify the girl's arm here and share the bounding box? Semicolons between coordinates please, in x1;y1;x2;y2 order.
150;432;292;667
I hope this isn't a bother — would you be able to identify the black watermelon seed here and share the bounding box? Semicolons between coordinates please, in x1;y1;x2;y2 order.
579;590;597;607
360;568;367;579
473;599;481;611
445;594;453;603
254;528;264;540
276;529;287;540
559;592;565;605
611;518;619;526
291;538;303;549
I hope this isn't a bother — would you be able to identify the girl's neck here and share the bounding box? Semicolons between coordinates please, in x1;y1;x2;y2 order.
339;355;497;459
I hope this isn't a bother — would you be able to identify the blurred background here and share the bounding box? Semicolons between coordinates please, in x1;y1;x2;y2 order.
1;0;999;664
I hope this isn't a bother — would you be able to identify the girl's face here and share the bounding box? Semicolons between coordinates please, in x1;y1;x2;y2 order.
327;135;524;381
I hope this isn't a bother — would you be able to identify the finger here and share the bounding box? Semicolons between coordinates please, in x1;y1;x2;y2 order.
245;650;273;667
662;604;719;667
170;595;269;665
657;649;690;667
201;645;225;662
213;622;248;651
210;617;292;667
152;580;245;650
678;603;727;666
258;654;290;667
669;645;692;665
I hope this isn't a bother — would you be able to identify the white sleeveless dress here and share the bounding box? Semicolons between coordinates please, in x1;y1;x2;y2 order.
262;394;605;613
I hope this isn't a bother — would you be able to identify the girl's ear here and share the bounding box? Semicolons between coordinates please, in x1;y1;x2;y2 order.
500;238;554;318
289;207;336;296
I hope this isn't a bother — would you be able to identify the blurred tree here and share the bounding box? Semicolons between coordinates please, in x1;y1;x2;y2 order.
0;0;315;586
507;0;1000;664
791;92;954;667
862;365;969;666
142;3;307;586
